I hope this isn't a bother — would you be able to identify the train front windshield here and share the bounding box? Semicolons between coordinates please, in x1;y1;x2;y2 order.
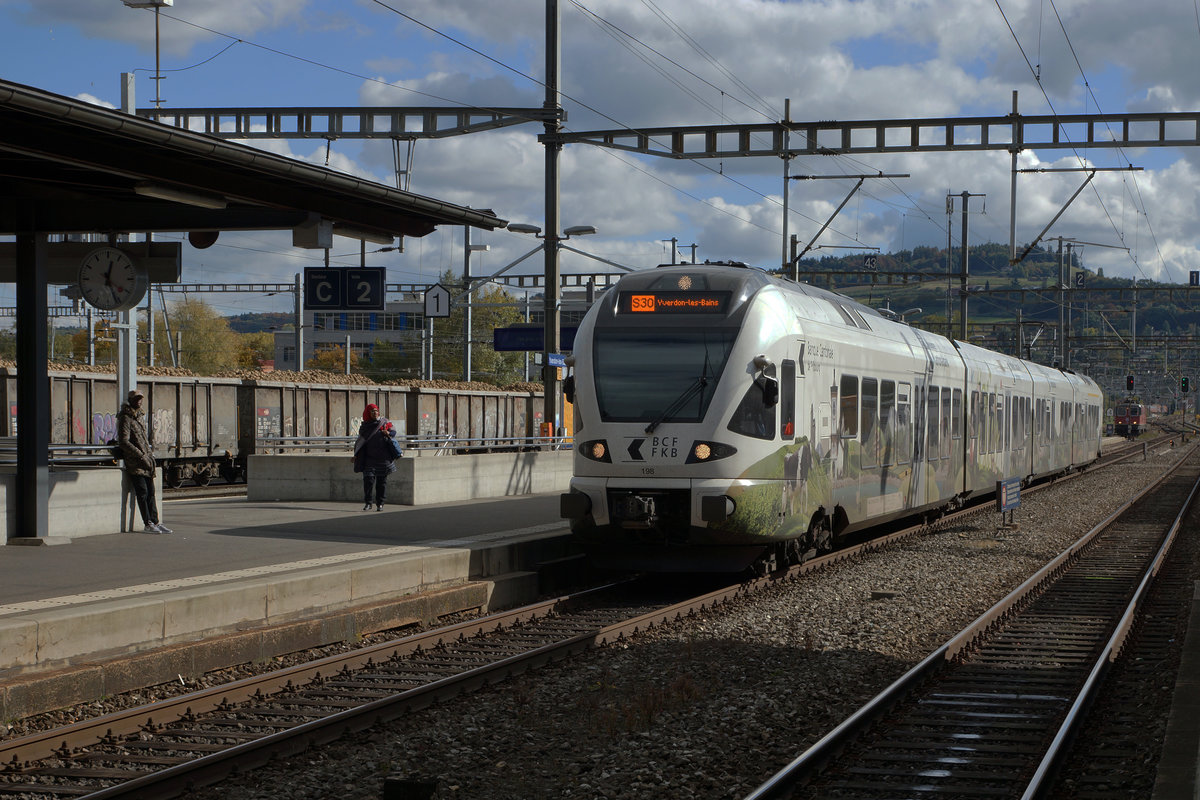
593;327;738;423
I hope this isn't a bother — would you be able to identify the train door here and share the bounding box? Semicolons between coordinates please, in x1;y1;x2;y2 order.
781;359;796;441
837;373;858;479
860;377;879;471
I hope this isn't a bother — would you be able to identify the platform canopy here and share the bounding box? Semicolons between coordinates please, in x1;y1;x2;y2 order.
0;79;506;241
0;78;507;543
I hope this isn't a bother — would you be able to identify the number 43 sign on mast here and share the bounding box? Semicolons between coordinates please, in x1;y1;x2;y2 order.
424;283;451;318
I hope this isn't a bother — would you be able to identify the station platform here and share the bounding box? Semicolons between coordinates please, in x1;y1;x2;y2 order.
0;492;586;720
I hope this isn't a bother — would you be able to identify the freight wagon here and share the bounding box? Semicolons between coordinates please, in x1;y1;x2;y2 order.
0;367;547;487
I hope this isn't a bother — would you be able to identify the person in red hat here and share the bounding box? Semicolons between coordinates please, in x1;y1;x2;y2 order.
118;389;171;533
352;403;399;511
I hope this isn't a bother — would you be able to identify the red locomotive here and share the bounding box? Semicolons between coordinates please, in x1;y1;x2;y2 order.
1113;402;1147;436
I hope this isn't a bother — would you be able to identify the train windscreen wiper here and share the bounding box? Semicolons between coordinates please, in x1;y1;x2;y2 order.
644;376;708;435
644;348;712;435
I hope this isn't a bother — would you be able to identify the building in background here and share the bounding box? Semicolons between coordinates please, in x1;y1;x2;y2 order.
273;298;424;371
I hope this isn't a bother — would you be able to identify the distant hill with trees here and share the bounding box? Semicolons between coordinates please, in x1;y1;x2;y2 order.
227;312;292;333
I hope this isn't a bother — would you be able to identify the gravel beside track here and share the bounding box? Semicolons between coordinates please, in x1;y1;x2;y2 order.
170;446;1189;800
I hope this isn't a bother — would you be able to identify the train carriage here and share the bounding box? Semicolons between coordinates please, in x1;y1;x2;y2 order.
560;262;1103;573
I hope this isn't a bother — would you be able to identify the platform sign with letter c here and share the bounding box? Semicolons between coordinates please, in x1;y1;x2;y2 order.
424;283;451;318
303;267;385;310
304;269;343;310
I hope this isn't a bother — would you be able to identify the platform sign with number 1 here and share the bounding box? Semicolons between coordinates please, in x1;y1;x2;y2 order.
424;283;451;318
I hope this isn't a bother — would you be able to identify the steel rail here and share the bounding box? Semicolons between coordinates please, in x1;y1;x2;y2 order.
0;577;759;798
744;443;1200;800
1020;457;1200;799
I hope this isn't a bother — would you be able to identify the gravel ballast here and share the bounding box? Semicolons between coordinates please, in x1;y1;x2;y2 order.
173;446;1190;800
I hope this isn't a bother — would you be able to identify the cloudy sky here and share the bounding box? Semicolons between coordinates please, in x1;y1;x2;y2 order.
3;0;1200;316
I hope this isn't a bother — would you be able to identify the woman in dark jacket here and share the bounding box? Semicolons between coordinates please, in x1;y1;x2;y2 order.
118;389;171;533
352;403;398;511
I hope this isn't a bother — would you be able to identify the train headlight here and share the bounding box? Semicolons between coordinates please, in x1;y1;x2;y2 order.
581;440;612;463
686;440;737;464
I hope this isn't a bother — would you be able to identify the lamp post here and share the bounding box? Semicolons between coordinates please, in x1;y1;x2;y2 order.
121;0;172;108
509;222;597;437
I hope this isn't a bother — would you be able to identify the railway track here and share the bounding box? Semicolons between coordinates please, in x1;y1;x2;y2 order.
0;576;756;798
0;485;1012;799
745;445;1200;800
0;440;1180;798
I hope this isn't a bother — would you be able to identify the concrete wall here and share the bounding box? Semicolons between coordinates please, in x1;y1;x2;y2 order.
247;450;574;505
0;467;164;543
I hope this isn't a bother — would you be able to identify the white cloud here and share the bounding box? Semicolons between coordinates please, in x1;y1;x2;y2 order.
9;0;1200;291
74;92;116;109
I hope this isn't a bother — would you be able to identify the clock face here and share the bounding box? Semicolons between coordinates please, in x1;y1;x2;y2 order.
77;247;148;312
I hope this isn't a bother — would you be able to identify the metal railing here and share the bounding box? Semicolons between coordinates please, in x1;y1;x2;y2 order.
0;435;575;469
0;442;121;468
255;434;574;455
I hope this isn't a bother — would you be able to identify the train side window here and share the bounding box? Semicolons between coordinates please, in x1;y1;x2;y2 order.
988;392;998;454
861;377;879;469
1000;395;1008;452
970;390;979;442
952;389;962;441
979;391;988;453
839;374;859;437
940;387;951;459
896;382;912;465
1019;396;1028;448
781;360;796;440
880;379;895;468
727;374;777;440
1026;396;1032;445
926;386;940;458
980;390;989;454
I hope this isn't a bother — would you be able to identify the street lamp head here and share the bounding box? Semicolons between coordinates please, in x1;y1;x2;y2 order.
563;225;597;238
507;223;542;236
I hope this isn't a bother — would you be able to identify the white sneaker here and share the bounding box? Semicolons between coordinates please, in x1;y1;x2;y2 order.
155;523;172;533
144;523;162;533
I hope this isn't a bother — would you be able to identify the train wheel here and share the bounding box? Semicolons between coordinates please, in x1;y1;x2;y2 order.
192;465;212;487
812;519;834;554
782;539;805;567
164;466;184;489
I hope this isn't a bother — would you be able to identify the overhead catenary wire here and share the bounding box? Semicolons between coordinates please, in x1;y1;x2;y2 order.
994;0;1162;283
157;3;941;256
1046;0;1172;283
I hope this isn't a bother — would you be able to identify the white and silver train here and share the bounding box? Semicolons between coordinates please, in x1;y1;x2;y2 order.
559;262;1103;572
